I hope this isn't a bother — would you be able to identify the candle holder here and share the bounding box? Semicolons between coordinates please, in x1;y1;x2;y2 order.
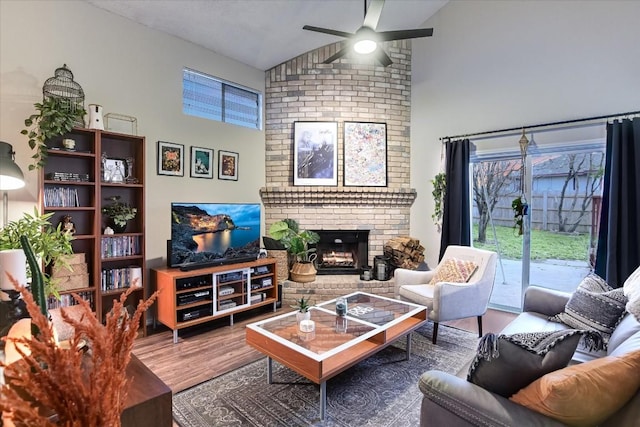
335;316;348;334
336;297;347;316
125;156;139;184
299;319;315;333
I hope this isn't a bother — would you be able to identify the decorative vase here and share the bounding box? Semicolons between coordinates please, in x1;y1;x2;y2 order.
88;104;104;130
110;220;127;234
290;261;317;283
296;311;311;323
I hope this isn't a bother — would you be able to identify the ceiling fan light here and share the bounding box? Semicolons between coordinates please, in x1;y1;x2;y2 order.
354;39;377;54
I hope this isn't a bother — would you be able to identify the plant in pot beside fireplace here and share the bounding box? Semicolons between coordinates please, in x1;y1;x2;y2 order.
268;219;320;283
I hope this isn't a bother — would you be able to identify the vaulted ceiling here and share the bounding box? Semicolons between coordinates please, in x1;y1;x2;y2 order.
84;0;448;70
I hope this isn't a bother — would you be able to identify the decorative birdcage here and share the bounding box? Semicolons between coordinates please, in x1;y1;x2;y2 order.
42;64;85;125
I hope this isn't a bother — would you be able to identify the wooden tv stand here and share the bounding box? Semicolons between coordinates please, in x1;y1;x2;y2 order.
153;258;278;343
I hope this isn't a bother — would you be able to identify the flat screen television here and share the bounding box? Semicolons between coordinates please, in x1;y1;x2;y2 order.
169;202;261;269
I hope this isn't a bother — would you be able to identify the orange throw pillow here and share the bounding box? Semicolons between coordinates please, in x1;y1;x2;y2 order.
429;258;478;285
510;350;640;427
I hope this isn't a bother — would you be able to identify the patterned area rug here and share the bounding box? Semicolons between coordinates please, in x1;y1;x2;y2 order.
173;323;479;427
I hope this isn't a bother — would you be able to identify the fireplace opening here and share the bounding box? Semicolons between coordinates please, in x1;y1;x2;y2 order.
311;230;369;275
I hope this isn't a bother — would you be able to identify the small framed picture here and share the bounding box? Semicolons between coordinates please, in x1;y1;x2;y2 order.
190;146;214;179
102;157;127;183
218;150;239;181
157;141;184;176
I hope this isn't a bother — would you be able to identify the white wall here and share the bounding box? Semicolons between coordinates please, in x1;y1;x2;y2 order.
411;0;640;266
0;1;265;269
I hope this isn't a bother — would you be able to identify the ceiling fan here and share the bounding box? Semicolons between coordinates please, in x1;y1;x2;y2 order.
303;0;434;67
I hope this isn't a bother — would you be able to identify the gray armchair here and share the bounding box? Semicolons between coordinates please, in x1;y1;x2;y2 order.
395;245;498;343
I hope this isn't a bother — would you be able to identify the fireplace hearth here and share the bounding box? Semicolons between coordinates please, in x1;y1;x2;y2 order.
312;230;369;275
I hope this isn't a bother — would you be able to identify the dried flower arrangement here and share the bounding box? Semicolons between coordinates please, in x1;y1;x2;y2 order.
0;279;157;427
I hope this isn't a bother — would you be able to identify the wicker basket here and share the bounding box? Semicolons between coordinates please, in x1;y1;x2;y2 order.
289;261;317;283
55;273;89;292
51;252;89;291
267;250;289;283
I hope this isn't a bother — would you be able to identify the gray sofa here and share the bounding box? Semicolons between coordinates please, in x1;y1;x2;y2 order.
418;286;640;427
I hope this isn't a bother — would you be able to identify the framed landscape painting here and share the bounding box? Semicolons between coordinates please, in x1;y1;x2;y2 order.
293;121;338;186
190;146;214;179
343;122;387;187
157;141;184;177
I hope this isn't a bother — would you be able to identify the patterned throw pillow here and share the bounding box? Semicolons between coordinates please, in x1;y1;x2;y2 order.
467;330;604;398
549;273;628;341
429;258;478;285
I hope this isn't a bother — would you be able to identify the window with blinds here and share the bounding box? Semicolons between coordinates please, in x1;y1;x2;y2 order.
183;68;262;130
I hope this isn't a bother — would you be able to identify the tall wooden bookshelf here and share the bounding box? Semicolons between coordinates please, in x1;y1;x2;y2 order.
39;128;147;335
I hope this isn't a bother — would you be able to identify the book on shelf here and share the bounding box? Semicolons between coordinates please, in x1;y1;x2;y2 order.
46;172;90;182
101;265;143;291
44;186;80;208
101;235;141;258
47;291;95;310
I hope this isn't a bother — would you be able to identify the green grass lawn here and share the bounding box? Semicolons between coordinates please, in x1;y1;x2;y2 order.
473;224;591;261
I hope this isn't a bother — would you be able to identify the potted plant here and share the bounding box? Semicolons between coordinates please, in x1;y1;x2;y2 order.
268;219;320;283
0;209;74;298
291;296;312;322
102;196;137;233
431;172;446;231
21;97;87;170
511;196;527;236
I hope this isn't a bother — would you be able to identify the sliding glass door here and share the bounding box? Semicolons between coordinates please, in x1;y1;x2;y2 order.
472;143;604;311
527;150;603;293
472;158;523;311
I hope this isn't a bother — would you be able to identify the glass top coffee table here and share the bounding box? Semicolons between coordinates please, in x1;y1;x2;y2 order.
245;292;427;420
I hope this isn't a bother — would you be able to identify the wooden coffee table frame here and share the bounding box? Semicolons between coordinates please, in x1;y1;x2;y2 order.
246;292;427;420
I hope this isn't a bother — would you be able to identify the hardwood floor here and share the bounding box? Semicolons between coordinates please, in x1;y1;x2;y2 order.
132;306;277;394
132;306;516;394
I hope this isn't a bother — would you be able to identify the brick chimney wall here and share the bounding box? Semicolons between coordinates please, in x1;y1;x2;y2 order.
261;40;417;265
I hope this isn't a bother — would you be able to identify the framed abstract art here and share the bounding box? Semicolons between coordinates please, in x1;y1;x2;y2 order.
343;122;387;187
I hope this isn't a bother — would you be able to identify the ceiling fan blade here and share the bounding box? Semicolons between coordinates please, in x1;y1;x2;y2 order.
323;46;352;64
374;47;393;67
303;25;353;39
377;28;434;41
362;0;385;30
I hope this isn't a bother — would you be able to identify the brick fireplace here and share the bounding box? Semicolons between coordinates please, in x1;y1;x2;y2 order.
261;40;417;304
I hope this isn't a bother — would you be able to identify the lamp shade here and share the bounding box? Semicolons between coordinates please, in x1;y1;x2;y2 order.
0;141;25;190
0;249;27;290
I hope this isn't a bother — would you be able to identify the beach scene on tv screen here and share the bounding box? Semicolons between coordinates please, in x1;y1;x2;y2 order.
170;203;261;267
